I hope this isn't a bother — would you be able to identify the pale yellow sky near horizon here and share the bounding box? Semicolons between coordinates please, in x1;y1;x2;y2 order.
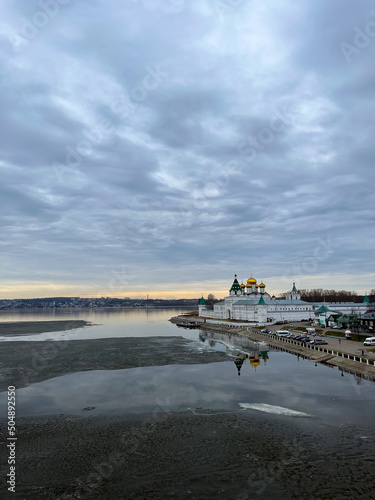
0;273;373;299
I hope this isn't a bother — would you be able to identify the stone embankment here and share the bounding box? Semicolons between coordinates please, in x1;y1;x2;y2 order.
170;316;375;381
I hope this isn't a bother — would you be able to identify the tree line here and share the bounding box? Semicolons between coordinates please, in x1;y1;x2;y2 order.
279;289;375;303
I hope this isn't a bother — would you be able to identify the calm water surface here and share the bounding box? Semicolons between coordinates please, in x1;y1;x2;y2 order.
1;308;375;427
0;308;197;341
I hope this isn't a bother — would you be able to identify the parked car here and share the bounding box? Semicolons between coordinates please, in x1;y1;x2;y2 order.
310;339;328;345
276;330;292;337
296;336;310;342
261;329;272;333
363;337;375;346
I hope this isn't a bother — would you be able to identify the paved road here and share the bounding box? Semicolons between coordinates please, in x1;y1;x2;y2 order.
266;327;375;359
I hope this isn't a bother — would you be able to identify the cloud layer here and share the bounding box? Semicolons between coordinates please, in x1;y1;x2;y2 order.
1;0;374;297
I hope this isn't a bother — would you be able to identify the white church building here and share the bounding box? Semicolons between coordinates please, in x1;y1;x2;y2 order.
199;274;314;324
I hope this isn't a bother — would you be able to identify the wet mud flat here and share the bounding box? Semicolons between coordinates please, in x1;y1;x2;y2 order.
0;410;374;499
1;334;375;499
0;337;227;391
0;320;89;337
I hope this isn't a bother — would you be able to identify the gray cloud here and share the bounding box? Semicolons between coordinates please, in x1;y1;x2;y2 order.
0;0;374;296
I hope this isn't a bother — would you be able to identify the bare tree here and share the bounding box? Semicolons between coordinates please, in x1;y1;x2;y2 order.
206;294;216;310
299;289;359;302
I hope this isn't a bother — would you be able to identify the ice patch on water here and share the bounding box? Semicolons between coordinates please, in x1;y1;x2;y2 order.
239;403;311;417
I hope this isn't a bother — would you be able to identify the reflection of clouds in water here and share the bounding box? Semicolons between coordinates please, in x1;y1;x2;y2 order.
2;359;375;427
0;309;197;341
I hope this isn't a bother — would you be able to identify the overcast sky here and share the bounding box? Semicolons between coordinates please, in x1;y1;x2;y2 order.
1;0;374;299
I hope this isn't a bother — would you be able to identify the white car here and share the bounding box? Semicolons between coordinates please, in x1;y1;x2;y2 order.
363;337;375;346
276;330;292;337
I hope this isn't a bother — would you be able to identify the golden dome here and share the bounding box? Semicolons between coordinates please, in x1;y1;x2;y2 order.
250;355;261;370
259;282;266;288
255;284;259;288
247;274;257;285
240;282;245;288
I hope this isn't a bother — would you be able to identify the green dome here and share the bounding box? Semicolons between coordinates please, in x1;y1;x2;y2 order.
230;274;242;292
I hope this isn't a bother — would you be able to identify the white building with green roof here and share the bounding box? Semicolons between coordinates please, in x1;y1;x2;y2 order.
199;274;314;324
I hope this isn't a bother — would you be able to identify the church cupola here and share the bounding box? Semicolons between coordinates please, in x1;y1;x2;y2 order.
246;274;257;293
287;282;300;300
230;274;242;295
198;296;207;315
234;356;246;376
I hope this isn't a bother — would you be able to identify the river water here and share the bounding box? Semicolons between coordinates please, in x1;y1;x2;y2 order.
1;308;375;427
1;308;375;499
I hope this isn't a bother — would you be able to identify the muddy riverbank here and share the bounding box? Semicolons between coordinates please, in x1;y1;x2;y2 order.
1;410;374;499
0;320;89;337
0;337;227;391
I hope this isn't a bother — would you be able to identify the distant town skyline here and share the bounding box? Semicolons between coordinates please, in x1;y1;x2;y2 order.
0;272;373;300
1;1;374;298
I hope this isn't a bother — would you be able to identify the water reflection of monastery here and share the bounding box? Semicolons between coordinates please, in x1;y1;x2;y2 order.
233;350;269;375
199;330;269;376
